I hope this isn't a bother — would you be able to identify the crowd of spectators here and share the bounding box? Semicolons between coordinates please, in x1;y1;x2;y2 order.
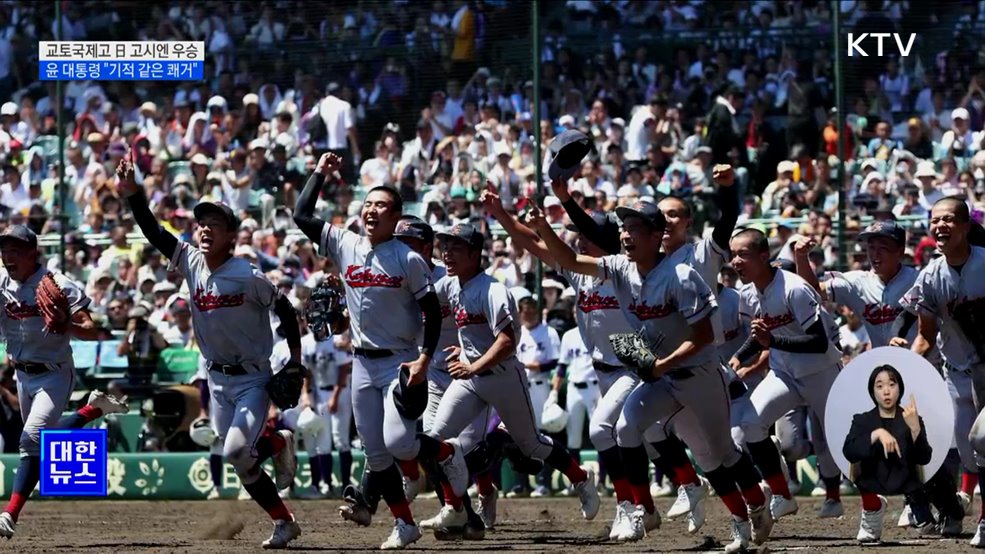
1;0;985;447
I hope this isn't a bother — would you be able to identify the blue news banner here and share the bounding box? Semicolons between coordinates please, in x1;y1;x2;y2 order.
40;60;204;81
40;429;108;496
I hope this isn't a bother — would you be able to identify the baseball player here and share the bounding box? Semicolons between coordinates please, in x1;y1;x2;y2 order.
535;202;772;551
120;154;304;549
554;319;600;490
0;224;128;539
189;355;226;500
294;154;464;550
423;222;600;528
728;229;844;530
903;197;985;547
794;221;965;534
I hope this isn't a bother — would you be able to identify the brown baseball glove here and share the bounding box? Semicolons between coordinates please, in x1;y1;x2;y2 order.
36;272;71;334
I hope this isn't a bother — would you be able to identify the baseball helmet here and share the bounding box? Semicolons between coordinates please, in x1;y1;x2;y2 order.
189;416;217;447
296;406;325;438
540;402;569;434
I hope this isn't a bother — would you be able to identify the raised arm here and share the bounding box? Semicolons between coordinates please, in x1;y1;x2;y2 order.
481;183;558;267
711;164;739;251
294;153;342;243
550;178;621;256
117;149;177;259
526;202;600;276
792;237;825;299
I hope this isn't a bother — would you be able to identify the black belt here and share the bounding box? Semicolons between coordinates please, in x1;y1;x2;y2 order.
572;380;598;389
319;385;336;391
529;379;547;387
593;361;623;373
208;362;248;376
353;347;394;359
12;362;49;375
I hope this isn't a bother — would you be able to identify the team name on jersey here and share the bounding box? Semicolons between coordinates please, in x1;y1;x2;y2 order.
577;290;619;312
193;286;246;312
454;308;488;328
344;264;403;288
862;303;902;325
4;302;39;320
628;299;674;320
759;311;794;330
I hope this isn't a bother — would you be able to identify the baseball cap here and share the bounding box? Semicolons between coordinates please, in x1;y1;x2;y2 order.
565;211;621;255
0;224;37;249
857;220;906;245
615;200;667;230
436;223;485;251
152;281;177;294
394;215;434;243
193;201;239;230
0;102;16;116
190;153;210;166
546;129;593;182
953;107;970;121
914;161;937;178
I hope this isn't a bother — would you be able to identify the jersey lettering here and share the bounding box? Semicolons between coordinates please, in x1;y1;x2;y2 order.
454;308;488;328
577;290;619;312
627;300;674;320
759;311;795;330
344;264;404;288
862;303;902;326
193;287;246;312
4;302;39;320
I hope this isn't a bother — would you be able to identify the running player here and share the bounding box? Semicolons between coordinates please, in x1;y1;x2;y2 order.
119;153;304;549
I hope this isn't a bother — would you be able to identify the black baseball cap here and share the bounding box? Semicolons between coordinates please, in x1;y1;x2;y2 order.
565;211;621;255
0;224;37;249
857;220;905;245
547;129;593;182
615;200;667;231
436;223;485;251
394;215;434;243
193;201;239;230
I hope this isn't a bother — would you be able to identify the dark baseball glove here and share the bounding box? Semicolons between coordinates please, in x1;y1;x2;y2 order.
306;275;348;337
609;330;658;382
36;272;71;334
951;298;985;363
266;361;306;410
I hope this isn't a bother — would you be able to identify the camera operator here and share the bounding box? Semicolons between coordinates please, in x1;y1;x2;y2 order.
117;304;169;387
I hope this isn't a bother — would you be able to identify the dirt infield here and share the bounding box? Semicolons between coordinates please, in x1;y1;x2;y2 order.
4;496;983;552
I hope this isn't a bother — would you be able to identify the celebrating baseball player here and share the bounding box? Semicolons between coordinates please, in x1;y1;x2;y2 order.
535;201;772;551
794;220;966;536
423;222;600;528
902;197;985;548
294;154;464;550
119;152;305;549
0;224;129;539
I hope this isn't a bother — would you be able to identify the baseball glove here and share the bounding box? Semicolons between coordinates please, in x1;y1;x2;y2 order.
609;330;658;382
266;361;306;410
306;276;348;337
36;272;71;334
951;298;985;363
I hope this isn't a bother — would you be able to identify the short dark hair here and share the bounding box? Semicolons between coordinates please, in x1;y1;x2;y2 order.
867;364;904;408
366;185;403;214
518;296;538;311
659;195;692;219
732;228;769;254
932;196;970;222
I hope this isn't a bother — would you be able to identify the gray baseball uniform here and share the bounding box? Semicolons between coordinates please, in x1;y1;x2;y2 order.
666;238;729;345
902;246;985;467
168;240;281;480
0;266;88;456
734;269;842;479
824;266;919;348
597;255;740;471
517;322;560;430
317;224;435;471
427;273;554;462
559;328;599;450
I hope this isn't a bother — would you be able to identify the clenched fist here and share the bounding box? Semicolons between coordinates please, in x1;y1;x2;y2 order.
316;152;343;176
712;164;735;187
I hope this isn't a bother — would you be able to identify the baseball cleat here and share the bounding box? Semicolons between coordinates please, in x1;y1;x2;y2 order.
476;486;498;529
897;504;914;527
971;518;985;547
272;430;297;490
617;505;647;542
857;495;887;543
811;482;826;497
295;485;325;500
938;514;963;537
380;518;422;550
643;506;661;532
818;498;844;518
430;504;468;530
667;477;709;530
261;515;301;549
403;473;426;503
530;485;551;498
88;390;129;415
770;490;799;521
609;501;631;540
749;485;774;545
439;439;469;497
651;480;674;497
0;512;15;539
206;488;221;500
339;486;373;527
724;515;752;553
574;466;600;520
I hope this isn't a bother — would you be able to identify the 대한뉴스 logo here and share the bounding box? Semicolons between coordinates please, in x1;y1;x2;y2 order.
847;33;916;57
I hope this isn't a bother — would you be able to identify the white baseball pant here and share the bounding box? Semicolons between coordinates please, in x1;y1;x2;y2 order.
589;368;639;452
963;363;985;467
208;366;273;484
15;362;76;456
280;386;353;457
352;348;418;471
947;367;978;473
566;379;600;449
616;361;740;471
527;371;552;430
429;364;553;461
738;364;841;479
421;368;488;453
